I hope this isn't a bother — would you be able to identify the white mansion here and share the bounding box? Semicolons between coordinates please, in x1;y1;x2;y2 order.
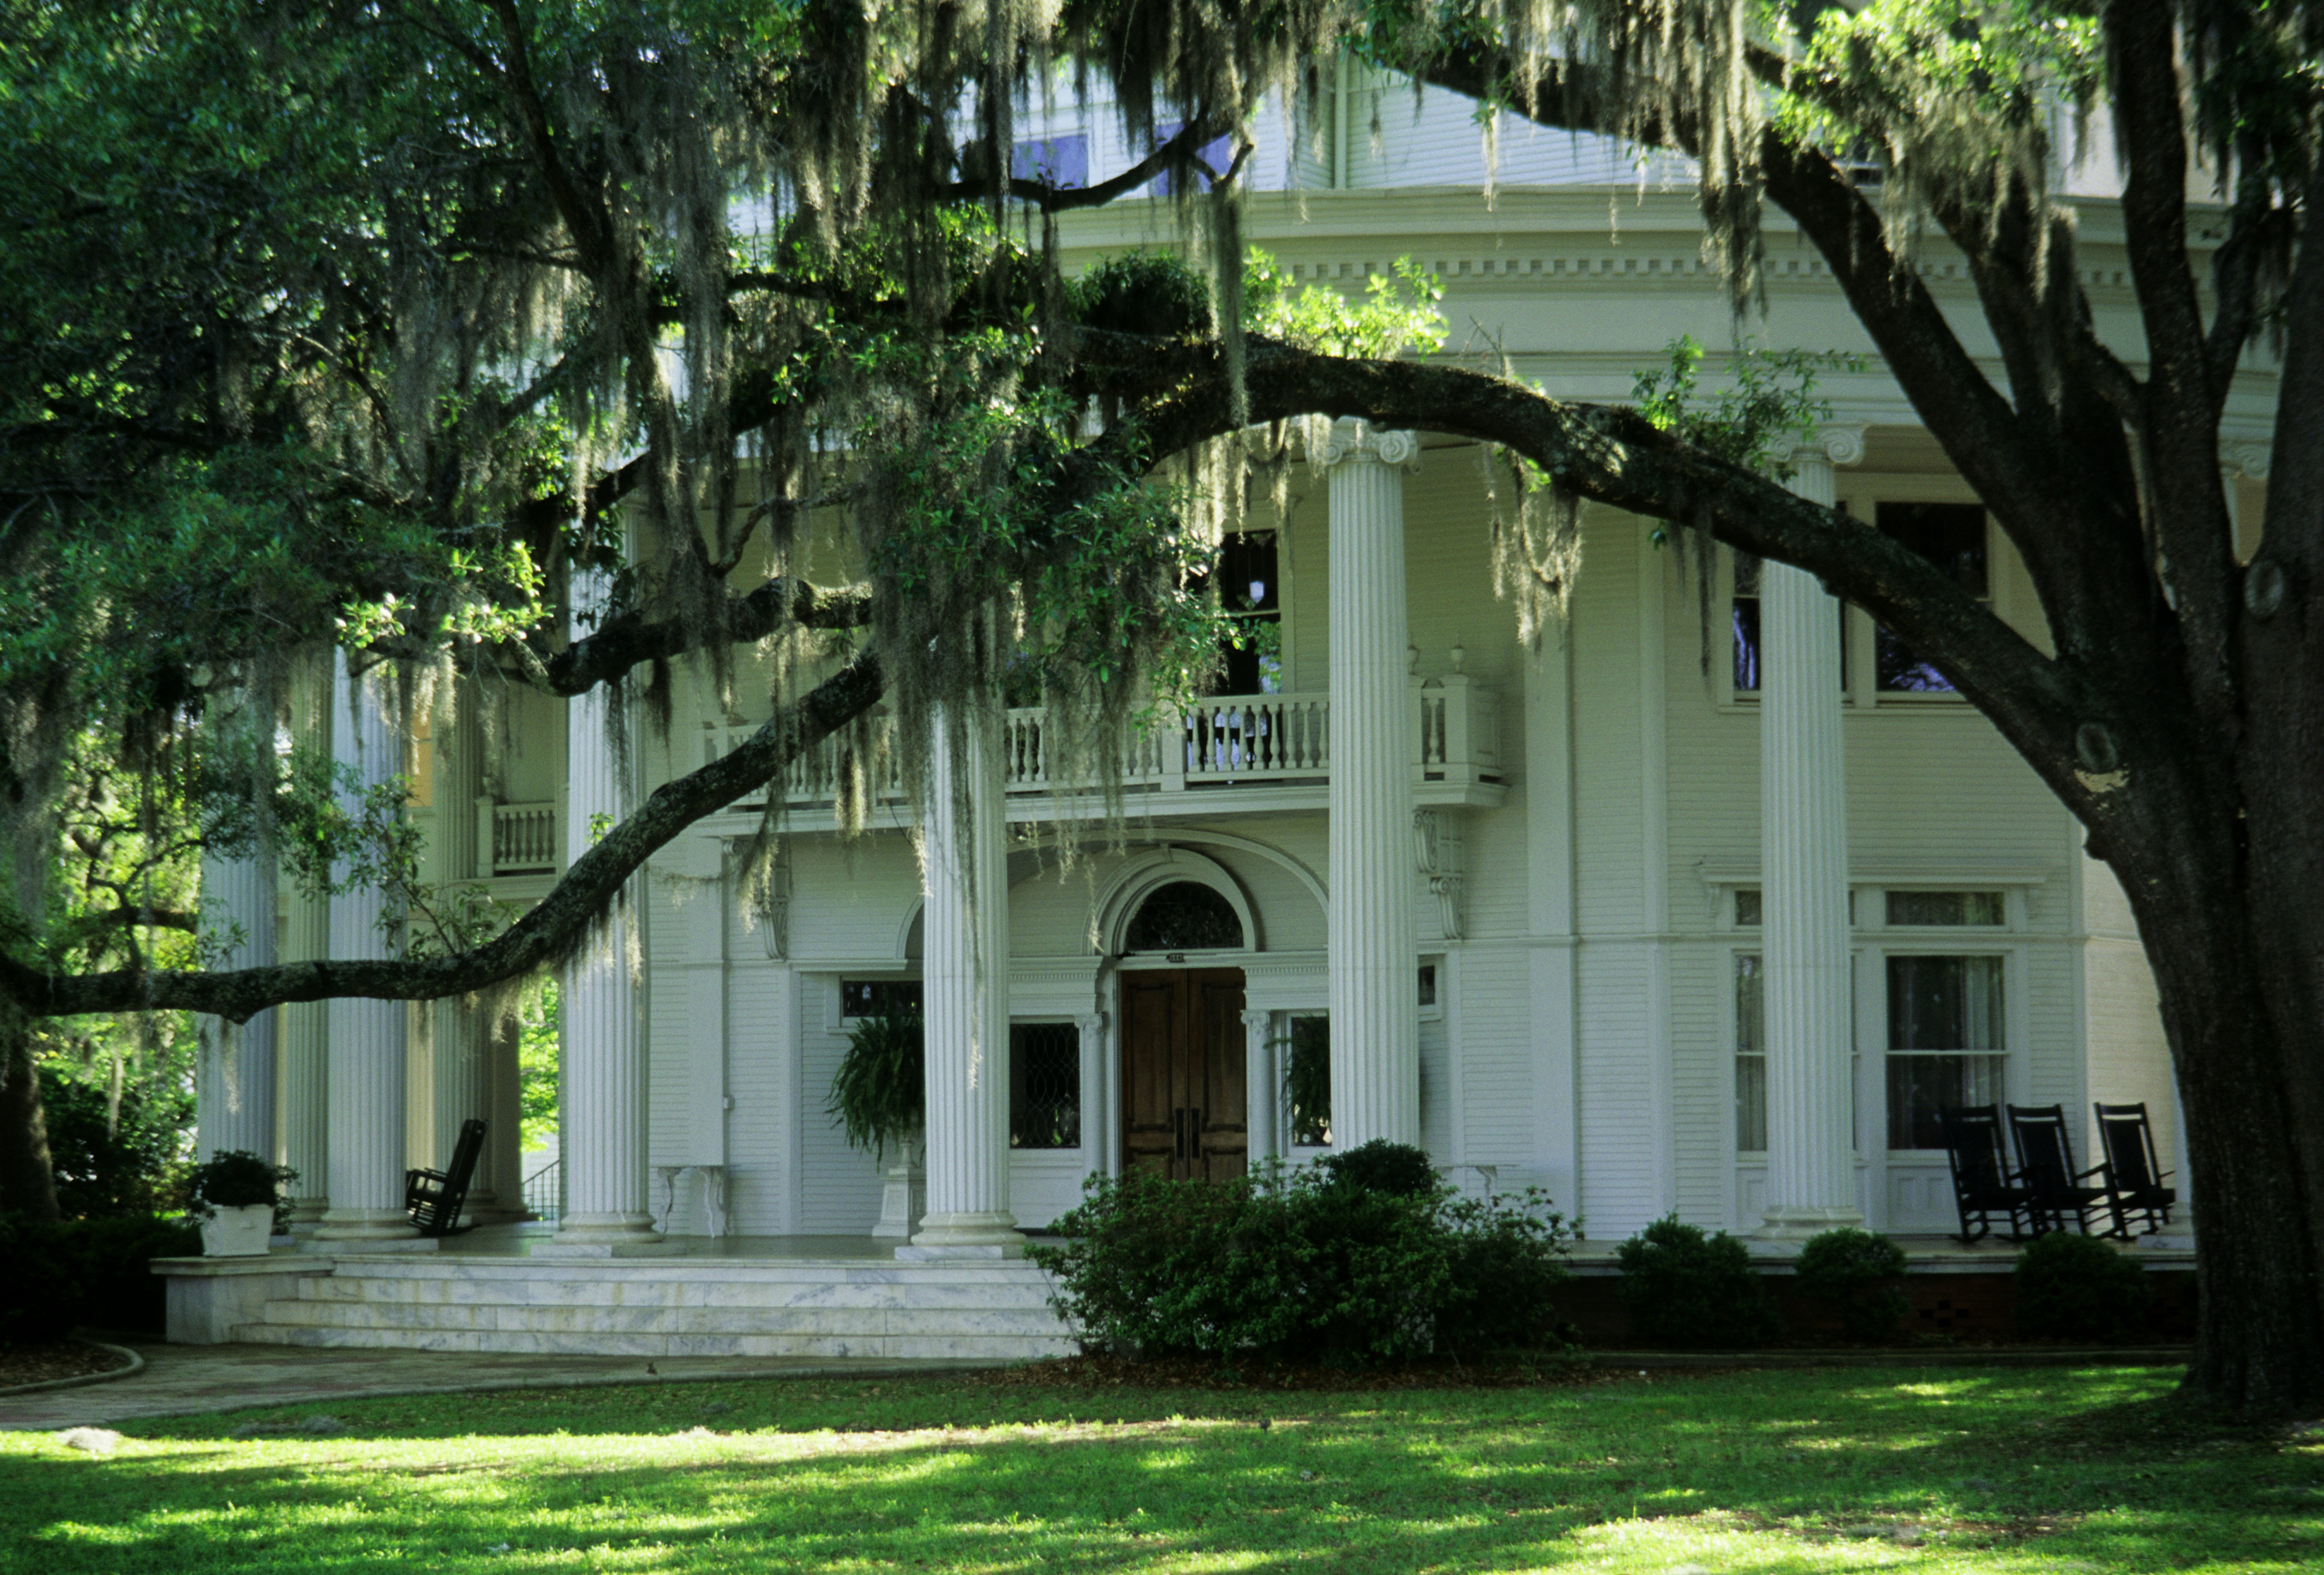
169;75;2255;1355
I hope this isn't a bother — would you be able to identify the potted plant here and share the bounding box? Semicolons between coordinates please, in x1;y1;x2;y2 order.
186;1150;296;1256
827;1013;925;1238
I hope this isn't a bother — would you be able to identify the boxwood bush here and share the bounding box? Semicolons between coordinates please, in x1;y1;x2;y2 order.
1614;1215;1782;1349
1793;1228;1912;1343
1031;1143;1573;1367
2015;1231;2154;1342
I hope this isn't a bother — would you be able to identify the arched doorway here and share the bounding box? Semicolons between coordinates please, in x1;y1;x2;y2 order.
1120;881;1249;1180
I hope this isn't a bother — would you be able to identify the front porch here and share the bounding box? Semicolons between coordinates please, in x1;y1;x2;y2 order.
154;1225;2196;1359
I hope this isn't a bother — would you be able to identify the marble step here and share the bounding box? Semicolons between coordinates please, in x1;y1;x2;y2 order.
294;1272;1058;1312
249;1297;1067;1338
229;1320;1073;1361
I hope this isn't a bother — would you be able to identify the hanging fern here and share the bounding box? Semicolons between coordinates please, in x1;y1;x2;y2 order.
826;1013;926;1165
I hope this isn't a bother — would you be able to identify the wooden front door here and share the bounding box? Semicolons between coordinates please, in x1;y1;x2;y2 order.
1121;968;1248;1180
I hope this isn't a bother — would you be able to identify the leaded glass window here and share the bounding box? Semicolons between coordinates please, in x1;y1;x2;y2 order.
1009;1022;1081;1150
1125;881;1244;951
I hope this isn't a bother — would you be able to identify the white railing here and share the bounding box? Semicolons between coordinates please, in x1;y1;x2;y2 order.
479;799;558;875
703;679;1500;809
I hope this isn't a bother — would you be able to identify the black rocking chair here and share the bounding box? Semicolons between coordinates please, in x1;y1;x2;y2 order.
2094;1101;2177;1237
1937;1104;2034;1243
406;1118;488;1237
2007;1104;2111;1237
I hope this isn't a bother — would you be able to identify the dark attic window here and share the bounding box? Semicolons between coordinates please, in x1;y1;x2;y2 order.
1125;881;1244;952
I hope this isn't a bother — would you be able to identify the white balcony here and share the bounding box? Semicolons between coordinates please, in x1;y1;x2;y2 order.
703;676;1504;819
479;798;559;875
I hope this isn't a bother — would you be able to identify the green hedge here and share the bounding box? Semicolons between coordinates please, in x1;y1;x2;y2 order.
0;1213;200;1345
1031;1142;1575;1367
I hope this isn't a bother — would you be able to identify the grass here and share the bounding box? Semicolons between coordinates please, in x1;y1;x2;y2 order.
3;1362;2318;1572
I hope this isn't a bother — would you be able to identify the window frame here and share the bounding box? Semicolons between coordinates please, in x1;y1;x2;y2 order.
1716;479;2014;713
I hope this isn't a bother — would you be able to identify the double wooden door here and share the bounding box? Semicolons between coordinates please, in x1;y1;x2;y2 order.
1121;968;1249;1180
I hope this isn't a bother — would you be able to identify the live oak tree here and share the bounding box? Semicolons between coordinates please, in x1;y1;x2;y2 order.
4;0;2321;1410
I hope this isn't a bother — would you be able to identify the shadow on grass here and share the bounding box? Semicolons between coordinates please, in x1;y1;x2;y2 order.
4;1366;2315;1574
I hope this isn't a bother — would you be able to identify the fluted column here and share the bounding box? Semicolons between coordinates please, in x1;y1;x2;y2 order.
195;842;277;1164
279;654;331;1229
1758;425;1865;1238
314;651;424;1245
906;702;1023;1255
1318;419;1421;1149
546;566;661;1252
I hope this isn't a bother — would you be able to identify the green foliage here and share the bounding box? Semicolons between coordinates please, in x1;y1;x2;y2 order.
1280;1015;1331;1146
0;1211;197;1345
1630;335;1864;479
516;983;561;1153
2015;1231;2155;1343
1032;1163;1573;1366
184;1149;294;1227
825;1014;925;1165
1793;1227;1912;1343
1317;1138;1440;1199
1070;253;1216;340
38;1060;192;1219
1244;250;1446;359
1614;1215;1782;1349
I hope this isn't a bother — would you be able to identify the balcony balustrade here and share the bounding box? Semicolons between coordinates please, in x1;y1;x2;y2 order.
701;676;1501;815
479;798;559;875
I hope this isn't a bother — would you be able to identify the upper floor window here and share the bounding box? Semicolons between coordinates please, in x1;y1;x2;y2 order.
1011;135;1088;189
1874;503;1988;694
1730;549;1846;696
1153;122;1234;196
1194;530;1281;694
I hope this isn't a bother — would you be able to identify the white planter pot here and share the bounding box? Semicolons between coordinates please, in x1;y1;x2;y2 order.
871;1135;927;1240
200;1203;276;1257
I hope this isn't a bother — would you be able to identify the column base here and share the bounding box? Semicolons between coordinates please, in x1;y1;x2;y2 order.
904;1210;1024;1257
311;1207;432;1249
1754;1204;1865;1243
531;1211;672;1258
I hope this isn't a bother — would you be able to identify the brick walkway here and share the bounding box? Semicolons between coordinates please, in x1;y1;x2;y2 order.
0;1342;994;1431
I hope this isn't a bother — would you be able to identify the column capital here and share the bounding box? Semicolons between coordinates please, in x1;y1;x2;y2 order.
2221;437;2271;480
1316;418;1422;471
1240;1008;1273;1033
1778;424;1866;471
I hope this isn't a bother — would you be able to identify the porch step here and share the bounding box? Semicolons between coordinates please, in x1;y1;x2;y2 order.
231;1255;1077;1360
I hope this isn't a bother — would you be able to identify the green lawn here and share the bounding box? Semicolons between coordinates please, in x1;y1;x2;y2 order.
3;1364;2316;1572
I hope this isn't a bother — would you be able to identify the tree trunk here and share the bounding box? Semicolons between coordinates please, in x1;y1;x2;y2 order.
2117;824;2324;1412
0;1025;61;1222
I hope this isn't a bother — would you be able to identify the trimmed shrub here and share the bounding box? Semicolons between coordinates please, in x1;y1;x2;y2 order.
1614;1215;1781;1349
1794;1228;1911;1343
2015;1232;2154;1342
72;1215;202;1333
1317;1139;1440;1199
0;1214;83;1346
1032;1162;1573;1367
0;1213;200;1345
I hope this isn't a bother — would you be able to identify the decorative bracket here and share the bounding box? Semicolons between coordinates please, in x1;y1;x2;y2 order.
1412;809;1467;941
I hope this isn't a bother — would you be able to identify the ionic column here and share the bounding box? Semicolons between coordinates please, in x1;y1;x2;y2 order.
1758;425;1865;1239
1318;420;1421;1149
1242;1008;1279;1166
314;651;423;1245
195;841;277;1164
906;702;1022;1255
279;655;331;1229
545;566;661;1252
